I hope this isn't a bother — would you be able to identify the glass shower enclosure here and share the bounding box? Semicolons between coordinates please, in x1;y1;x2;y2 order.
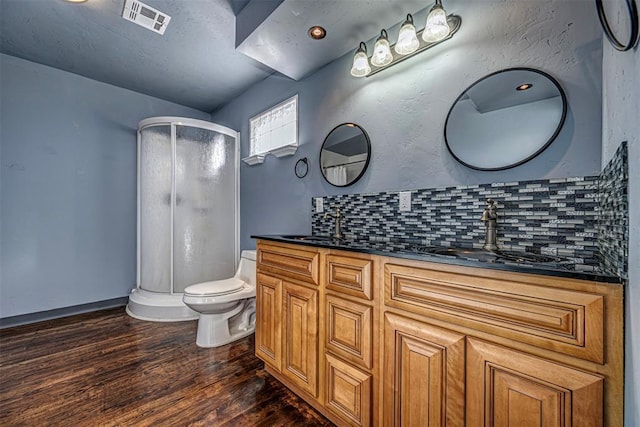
126;117;239;321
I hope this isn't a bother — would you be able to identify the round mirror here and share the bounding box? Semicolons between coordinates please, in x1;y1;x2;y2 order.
596;0;639;52
320;123;371;187
445;68;567;171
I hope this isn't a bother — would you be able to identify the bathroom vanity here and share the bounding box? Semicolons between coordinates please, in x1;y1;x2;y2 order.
253;236;623;427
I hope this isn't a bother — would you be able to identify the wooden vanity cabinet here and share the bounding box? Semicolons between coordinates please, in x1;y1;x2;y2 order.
255;240;623;427
256;243;320;400
382;257;623;427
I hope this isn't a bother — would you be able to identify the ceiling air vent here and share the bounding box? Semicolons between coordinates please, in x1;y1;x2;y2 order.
122;0;171;35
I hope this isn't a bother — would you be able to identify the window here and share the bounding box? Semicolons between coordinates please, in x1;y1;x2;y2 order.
243;95;298;165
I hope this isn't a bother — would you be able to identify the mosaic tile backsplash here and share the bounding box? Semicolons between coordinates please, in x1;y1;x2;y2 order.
598;142;628;279
312;143;628;277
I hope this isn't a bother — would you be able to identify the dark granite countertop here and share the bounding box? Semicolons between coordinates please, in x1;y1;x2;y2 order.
252;234;623;284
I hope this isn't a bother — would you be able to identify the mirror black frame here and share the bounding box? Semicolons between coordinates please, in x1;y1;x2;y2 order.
596;0;639;52
444;67;568;171
319;123;371;187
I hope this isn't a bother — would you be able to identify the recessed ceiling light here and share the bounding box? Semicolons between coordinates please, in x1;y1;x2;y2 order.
308;26;327;40
516;83;533;91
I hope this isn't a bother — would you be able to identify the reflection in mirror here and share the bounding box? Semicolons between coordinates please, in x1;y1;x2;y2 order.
320;123;371;187
445;68;567;171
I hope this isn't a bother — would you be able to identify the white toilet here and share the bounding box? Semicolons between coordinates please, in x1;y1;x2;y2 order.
183;250;257;348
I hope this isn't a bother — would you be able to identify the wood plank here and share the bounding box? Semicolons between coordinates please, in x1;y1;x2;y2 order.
0;307;333;426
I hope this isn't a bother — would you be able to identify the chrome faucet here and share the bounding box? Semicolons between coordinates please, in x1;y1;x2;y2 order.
481;199;499;251
324;207;344;240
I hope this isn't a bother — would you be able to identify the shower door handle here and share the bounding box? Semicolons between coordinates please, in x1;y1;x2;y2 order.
164;194;183;205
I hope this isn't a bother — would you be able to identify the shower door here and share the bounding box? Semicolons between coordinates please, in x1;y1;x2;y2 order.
173;125;238;292
138;118;239;294
139;125;172;293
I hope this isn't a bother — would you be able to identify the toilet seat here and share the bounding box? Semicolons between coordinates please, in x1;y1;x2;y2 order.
184;277;245;297
182;251;257;348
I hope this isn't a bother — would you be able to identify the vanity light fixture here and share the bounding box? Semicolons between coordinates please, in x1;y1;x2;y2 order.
395;15;420;55
350;0;461;78
350;42;372;77
516;83;533;91
423;0;451;42
371;30;393;67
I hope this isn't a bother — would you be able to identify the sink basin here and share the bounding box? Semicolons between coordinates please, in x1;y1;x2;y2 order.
414;246;565;264
424;247;502;262
280;235;336;242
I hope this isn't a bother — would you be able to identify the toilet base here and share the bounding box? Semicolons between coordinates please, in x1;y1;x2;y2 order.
195;299;256;348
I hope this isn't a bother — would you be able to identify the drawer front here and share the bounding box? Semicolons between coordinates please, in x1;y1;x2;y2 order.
385;263;605;363
326;295;373;369
326;255;373;300
325;353;372;427
258;244;319;285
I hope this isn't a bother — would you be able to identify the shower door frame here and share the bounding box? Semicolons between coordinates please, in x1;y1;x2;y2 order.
136;117;240;295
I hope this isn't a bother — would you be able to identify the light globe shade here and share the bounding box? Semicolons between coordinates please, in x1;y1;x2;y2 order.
350;43;371;77
423;3;450;43
371;30;393;67
395;15;419;55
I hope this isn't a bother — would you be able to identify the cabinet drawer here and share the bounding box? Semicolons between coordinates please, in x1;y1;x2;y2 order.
385;263;605;363
325;353;372;427
326;254;373;300
326;295;373;369
258;244;319;285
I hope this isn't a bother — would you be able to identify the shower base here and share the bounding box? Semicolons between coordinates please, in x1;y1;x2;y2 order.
126;288;198;322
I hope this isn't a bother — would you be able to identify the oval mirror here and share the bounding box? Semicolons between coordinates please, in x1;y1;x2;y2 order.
445;68;567;171
320;123;371;187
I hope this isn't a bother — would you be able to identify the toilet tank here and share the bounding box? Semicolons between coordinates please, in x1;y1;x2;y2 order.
235;250;256;286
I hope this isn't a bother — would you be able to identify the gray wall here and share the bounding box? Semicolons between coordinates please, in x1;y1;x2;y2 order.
0;54;209;318
601;37;640;424
211;1;603;251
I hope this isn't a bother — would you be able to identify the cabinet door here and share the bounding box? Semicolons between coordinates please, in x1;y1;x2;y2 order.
325;353;372;426
255;273;282;371
383;313;465;426
326;295;373;369
282;281;319;397
466;338;603;427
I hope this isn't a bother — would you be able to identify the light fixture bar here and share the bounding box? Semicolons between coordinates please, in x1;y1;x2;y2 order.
365;14;461;77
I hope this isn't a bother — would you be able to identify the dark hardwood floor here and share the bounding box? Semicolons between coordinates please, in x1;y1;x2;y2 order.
0;307;334;426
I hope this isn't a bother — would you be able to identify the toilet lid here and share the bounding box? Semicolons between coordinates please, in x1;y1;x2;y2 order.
184;277;245;296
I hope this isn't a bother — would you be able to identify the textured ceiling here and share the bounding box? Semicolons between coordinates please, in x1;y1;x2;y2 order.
1;0;438;112
0;0;272;112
